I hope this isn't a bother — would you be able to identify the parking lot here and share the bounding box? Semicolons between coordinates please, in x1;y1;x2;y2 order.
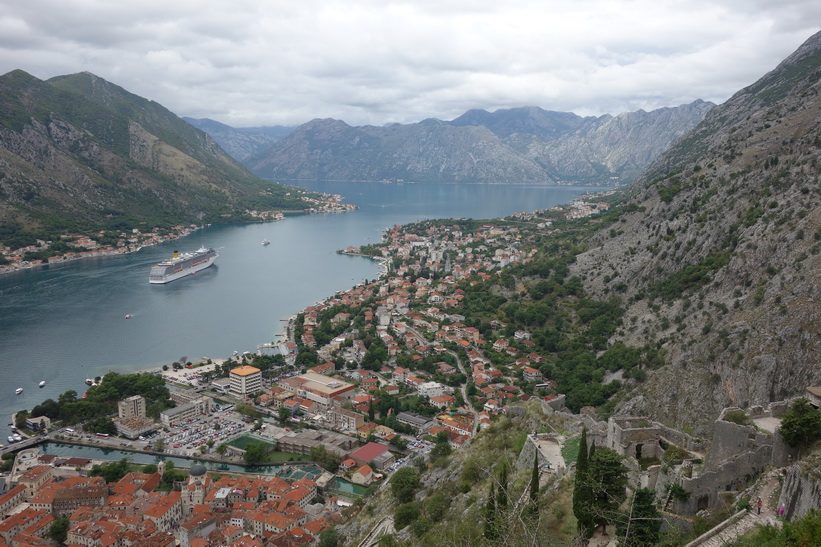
141;411;257;457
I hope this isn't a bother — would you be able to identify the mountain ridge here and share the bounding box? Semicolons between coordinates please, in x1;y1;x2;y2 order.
0;70;312;250
244;101;714;184
571;29;821;433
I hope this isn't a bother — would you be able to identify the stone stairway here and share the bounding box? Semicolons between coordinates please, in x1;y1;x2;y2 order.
685;472;782;547
698;511;780;547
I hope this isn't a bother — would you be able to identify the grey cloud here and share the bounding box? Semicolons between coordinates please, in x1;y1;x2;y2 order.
0;1;818;127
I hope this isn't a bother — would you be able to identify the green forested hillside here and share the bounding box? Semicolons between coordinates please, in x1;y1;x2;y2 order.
0;70;314;251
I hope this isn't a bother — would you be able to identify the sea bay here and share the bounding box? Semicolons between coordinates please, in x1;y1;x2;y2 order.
0;182;601;423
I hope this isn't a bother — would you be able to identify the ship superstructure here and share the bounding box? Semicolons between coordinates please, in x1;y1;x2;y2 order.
149;246;218;284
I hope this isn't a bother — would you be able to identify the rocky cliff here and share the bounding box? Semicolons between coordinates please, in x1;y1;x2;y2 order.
778;455;821;521
571;29;821;434
245;102;713;184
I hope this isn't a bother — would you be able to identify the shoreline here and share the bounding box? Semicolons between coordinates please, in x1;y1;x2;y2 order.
0;198;352;277
0;224;208;276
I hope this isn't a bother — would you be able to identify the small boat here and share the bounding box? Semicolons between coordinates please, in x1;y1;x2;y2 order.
124;314;132;319
12;434;21;442
262;239;270;246
39;381;45;388
6;436;14;444
85;378;94;386
15;388;22;395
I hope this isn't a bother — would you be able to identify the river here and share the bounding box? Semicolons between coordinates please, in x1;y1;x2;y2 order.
0;181;601;424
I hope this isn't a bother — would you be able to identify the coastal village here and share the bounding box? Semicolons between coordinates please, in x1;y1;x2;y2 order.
2;189;817;546
0;194;618;546
0;191;355;275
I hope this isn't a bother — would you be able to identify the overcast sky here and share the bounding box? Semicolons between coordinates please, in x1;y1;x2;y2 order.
1;1;819;128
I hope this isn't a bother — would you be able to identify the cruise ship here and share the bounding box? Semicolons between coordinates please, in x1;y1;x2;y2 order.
149;246;218;284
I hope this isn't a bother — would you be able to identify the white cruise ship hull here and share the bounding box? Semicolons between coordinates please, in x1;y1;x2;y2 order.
149;247;218;284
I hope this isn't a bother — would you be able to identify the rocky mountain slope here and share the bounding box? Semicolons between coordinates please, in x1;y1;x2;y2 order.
245;101;713;184
182;117;293;161
572;29;821;433
0;71;310;249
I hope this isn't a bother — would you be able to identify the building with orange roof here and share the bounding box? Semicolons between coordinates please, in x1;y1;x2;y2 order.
143;491;182;532
17;466;53;499
230;365;262;396
0;507;49;542
351;465;374;486
113;472;161;497
278;372;355;407
19;511;55;543
67;519;124;547
282;486;312;509
0;485;28;518
302;517;330;539
178;514;216;547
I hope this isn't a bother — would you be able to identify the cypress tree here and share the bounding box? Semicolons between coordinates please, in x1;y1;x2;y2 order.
496;460;509;513
588;447;629;532
526;452;541;521
617;488;661;546
573;427;593;536
484;482;498;541
530;453;540;502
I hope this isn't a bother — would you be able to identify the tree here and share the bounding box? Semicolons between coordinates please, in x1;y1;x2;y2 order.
394;502;421;530
390;467;420;503
617;488;662;546
779;398;821;456
89;458;131;483
160;460;183;489
484;482;498;541
573;428;594;535
318;527;340;547
530;453;540;502
14;410;29;430
423;492;450;523
48;516;70;543
389;435;408;450
588;447;628;532
244;441;269;464
496;460;509;513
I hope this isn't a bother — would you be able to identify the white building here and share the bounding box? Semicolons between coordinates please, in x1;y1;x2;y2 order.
160;396;213;427
229;365;262;396
418;381;447;399
118;395;146;420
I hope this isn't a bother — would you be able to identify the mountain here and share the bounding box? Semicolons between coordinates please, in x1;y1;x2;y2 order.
182;117;293;161
569;29;821;432
0;71;310;250
244;102;714;184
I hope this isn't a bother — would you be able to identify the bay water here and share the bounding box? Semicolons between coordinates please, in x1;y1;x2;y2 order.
0;182;599;424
